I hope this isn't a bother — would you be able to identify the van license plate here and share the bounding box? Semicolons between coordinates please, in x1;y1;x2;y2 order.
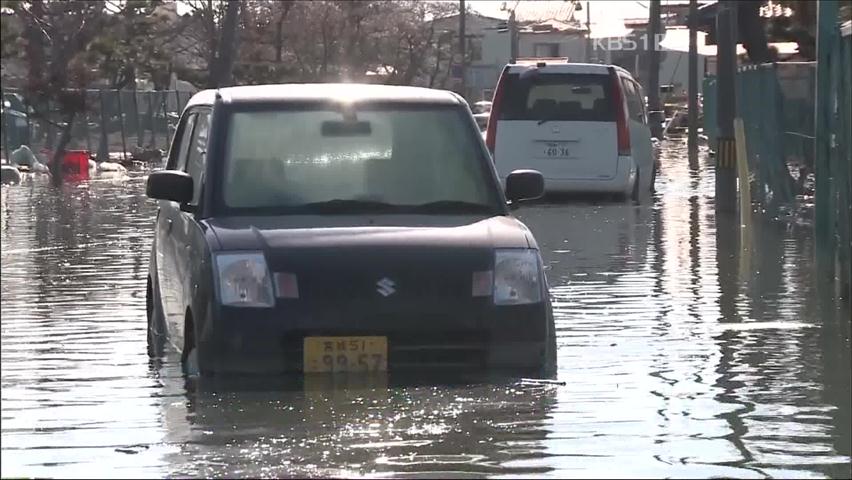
303;336;388;373
542;144;571;158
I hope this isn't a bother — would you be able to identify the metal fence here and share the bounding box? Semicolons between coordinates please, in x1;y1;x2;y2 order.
1;88;191;163
703;21;850;300
703;62;817;207
815;17;851;301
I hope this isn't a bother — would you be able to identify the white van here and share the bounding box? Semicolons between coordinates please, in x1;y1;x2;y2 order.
486;62;656;200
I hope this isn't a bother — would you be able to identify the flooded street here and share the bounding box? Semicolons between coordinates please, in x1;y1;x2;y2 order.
2;142;850;478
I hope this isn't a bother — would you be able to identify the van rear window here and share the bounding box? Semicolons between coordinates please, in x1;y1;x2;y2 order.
499;72;615;122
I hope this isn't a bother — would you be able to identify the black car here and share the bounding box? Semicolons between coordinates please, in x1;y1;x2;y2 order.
145;83;555;376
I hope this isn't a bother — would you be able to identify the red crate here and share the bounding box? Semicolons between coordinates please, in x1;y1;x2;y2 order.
62;150;90;178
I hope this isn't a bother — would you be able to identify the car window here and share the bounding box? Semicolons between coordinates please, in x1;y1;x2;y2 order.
167;112;196;171
221;106;498;211
499;73;615;122
185;111;210;205
632;80;647;121
621;78;645;124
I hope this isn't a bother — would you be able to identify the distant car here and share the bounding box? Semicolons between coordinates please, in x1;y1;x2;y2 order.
486;61;656;201
472;101;492;131
145;83;555;376
472;100;492;114
474;112;490;131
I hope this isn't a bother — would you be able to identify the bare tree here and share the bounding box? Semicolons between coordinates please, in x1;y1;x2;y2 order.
207;0;241;87
14;0;106;185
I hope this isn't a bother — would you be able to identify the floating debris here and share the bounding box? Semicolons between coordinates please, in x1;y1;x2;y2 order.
1;164;21;184
518;378;566;386
114;444;150;454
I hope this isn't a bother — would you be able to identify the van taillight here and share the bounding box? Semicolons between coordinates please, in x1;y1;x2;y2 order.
486;67;509;156
610;69;631;156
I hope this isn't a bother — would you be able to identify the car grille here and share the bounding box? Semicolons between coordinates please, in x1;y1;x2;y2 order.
280;330;489;371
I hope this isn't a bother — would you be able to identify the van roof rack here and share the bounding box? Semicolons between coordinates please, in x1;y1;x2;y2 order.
514;57;570;65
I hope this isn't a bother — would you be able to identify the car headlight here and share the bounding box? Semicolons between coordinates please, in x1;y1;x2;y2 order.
214;252;275;307
493;249;543;305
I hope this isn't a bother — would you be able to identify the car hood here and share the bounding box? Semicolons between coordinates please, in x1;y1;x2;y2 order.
205;214;537;307
205;214;534;252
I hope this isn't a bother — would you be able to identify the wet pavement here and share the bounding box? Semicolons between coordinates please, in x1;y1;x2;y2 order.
1;141;850;478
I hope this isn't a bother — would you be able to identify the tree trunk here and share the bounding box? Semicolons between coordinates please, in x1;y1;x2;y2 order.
49;111;77;187
274;2;293;63
208;0;241;88
319;6;331;79
24;0;46;89
275;13;285;62
429;37;446;88
206;0;218;68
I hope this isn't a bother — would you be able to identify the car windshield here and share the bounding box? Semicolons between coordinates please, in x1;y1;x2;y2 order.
221;105;500;214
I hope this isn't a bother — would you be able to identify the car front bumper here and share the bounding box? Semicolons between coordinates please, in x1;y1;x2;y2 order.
195;302;551;375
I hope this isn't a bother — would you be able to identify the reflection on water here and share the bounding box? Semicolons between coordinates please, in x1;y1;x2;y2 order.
1;143;850;478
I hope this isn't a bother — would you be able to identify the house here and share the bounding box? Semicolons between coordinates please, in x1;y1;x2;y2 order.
429;11;588;102
429;12;506;101
517;20;588;64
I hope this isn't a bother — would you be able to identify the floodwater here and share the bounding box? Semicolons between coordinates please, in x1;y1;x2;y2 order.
1;142;850;478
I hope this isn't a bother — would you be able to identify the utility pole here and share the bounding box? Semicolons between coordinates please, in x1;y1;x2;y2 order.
688;0;699;167
459;0;466;100
647;0;663;139
715;0;738;213
509;9;518;63
585;1;591;62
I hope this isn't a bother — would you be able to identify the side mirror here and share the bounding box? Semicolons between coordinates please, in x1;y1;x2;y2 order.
505;169;544;205
147;170;193;204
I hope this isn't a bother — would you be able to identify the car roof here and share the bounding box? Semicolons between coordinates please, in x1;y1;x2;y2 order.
505;62;630;77
185;83;465;109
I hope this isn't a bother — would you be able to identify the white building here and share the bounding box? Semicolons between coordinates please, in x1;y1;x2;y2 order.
431;12;588;102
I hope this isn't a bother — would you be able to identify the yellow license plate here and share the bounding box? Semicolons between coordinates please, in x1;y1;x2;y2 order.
303;336;388;373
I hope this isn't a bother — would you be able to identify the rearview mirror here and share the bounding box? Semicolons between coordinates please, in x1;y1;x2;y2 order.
147;170;193;204
505;169;544;205
321;120;372;137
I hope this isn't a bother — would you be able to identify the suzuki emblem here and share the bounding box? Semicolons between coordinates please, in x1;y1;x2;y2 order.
376;277;396;297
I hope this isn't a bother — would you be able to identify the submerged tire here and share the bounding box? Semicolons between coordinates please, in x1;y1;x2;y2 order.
181;312;205;377
146;278;166;358
630;171;641;202
649;162;658;193
183;347;200;377
540;301;558;379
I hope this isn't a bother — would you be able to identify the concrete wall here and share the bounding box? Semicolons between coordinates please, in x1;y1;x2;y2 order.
471;30;588;100
481;30;511;66
517;32;587;62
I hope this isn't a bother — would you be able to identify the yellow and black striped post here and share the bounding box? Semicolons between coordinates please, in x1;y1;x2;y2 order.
716;137;737;169
715;136;738;213
714;0;738;214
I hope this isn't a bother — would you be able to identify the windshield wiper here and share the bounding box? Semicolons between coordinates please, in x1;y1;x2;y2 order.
409;200;496;214
297;199;401;213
